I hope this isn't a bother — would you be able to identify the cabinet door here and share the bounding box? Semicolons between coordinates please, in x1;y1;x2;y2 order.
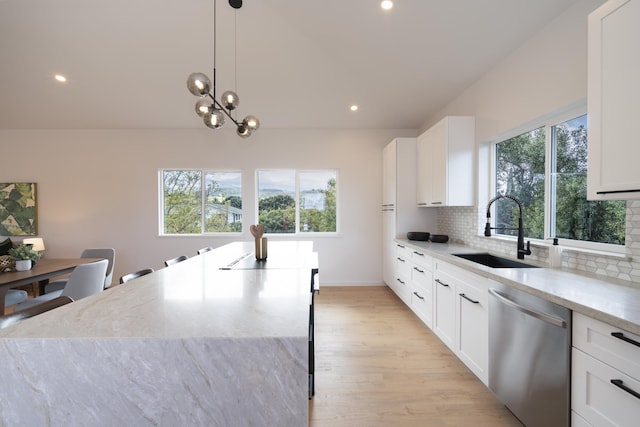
456;281;488;384
382;140;396;207
429;119;447;206
416;131;432;206
587;0;640;199
433;270;456;350
572;349;640;427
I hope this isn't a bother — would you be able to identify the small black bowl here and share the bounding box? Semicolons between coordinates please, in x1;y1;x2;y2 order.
429;234;449;243
407;231;430;241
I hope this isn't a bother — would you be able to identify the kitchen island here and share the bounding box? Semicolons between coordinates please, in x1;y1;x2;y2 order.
0;241;317;426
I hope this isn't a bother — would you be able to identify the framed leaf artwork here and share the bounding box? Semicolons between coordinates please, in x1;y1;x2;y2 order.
0;183;38;236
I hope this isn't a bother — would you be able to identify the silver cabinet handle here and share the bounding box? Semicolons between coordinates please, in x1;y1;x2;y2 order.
413;267;424;273
413;251;424;257
413;292;424;300
489;288;566;328
396;278;405;285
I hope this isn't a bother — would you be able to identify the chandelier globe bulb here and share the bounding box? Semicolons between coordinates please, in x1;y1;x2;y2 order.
243;115;260;131
195;99;213;117
187;72;211;97
203;109;225;129
221;91;239;110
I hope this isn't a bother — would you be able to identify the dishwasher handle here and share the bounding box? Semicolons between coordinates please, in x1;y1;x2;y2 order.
489;288;567;329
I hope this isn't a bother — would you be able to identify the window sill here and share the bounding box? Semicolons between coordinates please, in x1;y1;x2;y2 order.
479;234;631;261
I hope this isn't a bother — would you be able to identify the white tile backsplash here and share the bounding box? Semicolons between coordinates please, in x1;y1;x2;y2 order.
437;201;640;290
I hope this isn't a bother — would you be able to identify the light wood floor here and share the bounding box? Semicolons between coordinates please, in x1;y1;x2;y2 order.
309;286;522;427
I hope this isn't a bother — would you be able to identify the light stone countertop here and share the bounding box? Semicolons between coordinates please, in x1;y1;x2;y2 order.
0;240;314;339
396;238;640;335
0;241;316;427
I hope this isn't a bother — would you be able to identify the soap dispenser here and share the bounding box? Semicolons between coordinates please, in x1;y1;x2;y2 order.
549;238;563;268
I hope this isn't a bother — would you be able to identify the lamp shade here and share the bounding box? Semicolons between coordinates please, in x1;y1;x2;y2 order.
22;237;45;252
204;109;225;129
243;115;260;131
187;73;211;97
195;99;213;117
221;91;239;110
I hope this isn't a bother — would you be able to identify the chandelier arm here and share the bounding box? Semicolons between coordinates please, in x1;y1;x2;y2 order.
211;98;241;126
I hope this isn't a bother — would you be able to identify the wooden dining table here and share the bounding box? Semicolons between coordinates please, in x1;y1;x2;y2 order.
0;258;99;315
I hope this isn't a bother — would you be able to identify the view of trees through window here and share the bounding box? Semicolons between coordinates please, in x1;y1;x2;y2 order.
257;170;337;233
495;114;625;245
162;170;242;234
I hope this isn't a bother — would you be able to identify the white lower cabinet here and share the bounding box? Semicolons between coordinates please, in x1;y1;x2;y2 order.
433;267;457;351
408;248;433;328
572;312;640;426
390;243;411;304
456;277;488;384
433;260;489;384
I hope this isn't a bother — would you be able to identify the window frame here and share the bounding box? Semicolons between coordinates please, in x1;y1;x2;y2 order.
255;168;339;236
488;103;626;254
159;169;244;236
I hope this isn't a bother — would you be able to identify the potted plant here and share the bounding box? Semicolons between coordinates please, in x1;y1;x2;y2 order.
8;243;41;271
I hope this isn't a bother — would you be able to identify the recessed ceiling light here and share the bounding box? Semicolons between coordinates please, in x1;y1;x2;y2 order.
350;105;358;112
381;1;393;11
54;74;67;83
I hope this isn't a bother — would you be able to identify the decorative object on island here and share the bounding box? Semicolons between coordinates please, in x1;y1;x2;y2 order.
8;243;41;271
250;224;267;260
186;0;260;138
0;182;37;236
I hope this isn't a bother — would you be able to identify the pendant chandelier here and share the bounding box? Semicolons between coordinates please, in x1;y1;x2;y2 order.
186;0;260;138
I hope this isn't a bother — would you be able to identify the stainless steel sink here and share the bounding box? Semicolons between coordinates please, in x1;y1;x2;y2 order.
453;253;538;268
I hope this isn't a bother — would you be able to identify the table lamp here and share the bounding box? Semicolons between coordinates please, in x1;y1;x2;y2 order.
22;237;45;253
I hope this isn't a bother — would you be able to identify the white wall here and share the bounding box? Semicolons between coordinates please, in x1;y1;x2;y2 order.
422;0;604;138
0;128;417;286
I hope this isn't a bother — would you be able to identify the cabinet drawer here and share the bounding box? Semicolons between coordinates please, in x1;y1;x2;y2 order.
572;349;640;426
411;263;432;288
409;248;432;270
572;411;593;427
410;286;432;327
573;312;640;381
396;255;411;280
395;243;411;259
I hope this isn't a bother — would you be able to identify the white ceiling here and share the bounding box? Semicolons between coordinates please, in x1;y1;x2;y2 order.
0;0;582;131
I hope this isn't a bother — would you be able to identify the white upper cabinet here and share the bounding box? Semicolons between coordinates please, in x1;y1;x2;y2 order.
416;116;475;207
587;0;640;200
382;140;397;207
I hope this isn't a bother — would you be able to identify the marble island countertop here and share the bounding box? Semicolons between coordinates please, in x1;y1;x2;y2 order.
396;238;640;335
0;241;316;427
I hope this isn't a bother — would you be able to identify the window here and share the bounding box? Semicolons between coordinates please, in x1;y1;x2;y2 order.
257;170;337;234
493;112;625;248
161;170;242;235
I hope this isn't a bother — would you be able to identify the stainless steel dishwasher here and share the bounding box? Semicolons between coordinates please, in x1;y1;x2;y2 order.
488;281;571;427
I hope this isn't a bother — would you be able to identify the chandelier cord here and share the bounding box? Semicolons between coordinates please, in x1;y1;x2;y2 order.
233;10;238;121
212;0;217;102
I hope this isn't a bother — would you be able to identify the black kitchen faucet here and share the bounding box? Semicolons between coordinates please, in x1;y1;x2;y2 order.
484;194;532;260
